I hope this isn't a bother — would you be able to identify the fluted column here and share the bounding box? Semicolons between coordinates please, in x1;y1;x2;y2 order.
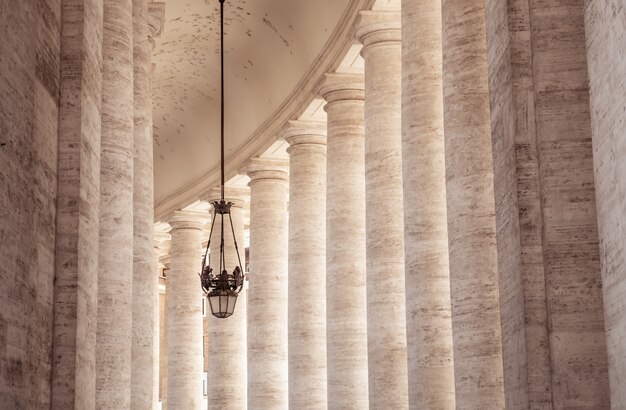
356;11;409;409
51;1;103;408
96;0;134;407
247;158;289;410
585;1;626;405
441;0;506;406
284;121;328;410
319;73;368;410
401;0;455;408
132;0;156;407
204;186;248;410
166;211;208;409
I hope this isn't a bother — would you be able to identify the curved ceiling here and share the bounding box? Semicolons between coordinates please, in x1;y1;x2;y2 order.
152;0;357;204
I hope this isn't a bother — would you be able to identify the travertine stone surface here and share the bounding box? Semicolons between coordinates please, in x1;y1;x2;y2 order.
357;11;409;409
522;2;609;408
132;0;156;407
160;269;169;410
153;243;162;410
441;0;506;406
585;1;626;405
247;158;289;410
0;1;61;407
484;1;528;407
204;186;249;410
319;73;369;410
400;1;455;408
167;211;209;410
50;1;101;409
156;237;171;410
96;0;135;407
507;1;552;407
284;121;328;410
166;211;207;410
159;271;168;409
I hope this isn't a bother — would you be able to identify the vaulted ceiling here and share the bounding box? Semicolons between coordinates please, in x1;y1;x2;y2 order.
152;0;360;205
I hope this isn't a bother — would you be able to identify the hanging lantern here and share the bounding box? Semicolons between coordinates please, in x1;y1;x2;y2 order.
198;0;245;319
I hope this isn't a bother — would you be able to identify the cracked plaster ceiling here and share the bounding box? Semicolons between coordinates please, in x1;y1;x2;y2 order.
152;0;353;204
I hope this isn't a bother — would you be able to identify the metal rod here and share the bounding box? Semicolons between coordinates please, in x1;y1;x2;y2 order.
220;211;225;274
228;211;245;284
202;211;218;274
220;0;225;201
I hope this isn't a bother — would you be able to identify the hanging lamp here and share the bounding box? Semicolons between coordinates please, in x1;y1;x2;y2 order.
199;0;245;319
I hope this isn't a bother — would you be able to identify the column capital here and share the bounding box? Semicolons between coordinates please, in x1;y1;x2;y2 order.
154;231;171;249
283;120;327;149
246;157;289;184
166;210;210;231
356;10;401;52
319;73;365;104
202;186;250;209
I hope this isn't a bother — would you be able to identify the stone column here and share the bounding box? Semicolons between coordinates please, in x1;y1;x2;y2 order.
159;256;171;410
154;230;170;410
319;73;368;410
356;11;409;410
51;1;103;408
585;1;626;405
441;0;506;406
96;0;134;408
246;158;289;410
166;211;207;409
401;0;455;408
284;121;328;410
204;186;249;410
153;243;161;410
132;0;155;407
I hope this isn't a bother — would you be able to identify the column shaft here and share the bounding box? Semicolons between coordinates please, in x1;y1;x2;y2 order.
320;74;369;410
167;213;206;409
442;0;506;406
585;1;626;405
132;0;155;407
96;0;134;407
357;11;408;409
160;263;169;410
523;1;609;407
485;1;528;407
153;247;162;410
285;122;328;410
401;0;455;408
51;1;103;408
247;159;289;410
508;0;552;406
205;188;248;410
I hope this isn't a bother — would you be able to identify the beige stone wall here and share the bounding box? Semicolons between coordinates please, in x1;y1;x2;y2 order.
0;0;62;407
585;0;626;406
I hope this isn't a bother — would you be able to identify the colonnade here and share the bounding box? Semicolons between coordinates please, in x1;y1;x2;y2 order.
160;1;626;409
50;0;162;409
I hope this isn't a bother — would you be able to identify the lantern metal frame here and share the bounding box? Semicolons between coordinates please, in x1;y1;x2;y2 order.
198;0;245;319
